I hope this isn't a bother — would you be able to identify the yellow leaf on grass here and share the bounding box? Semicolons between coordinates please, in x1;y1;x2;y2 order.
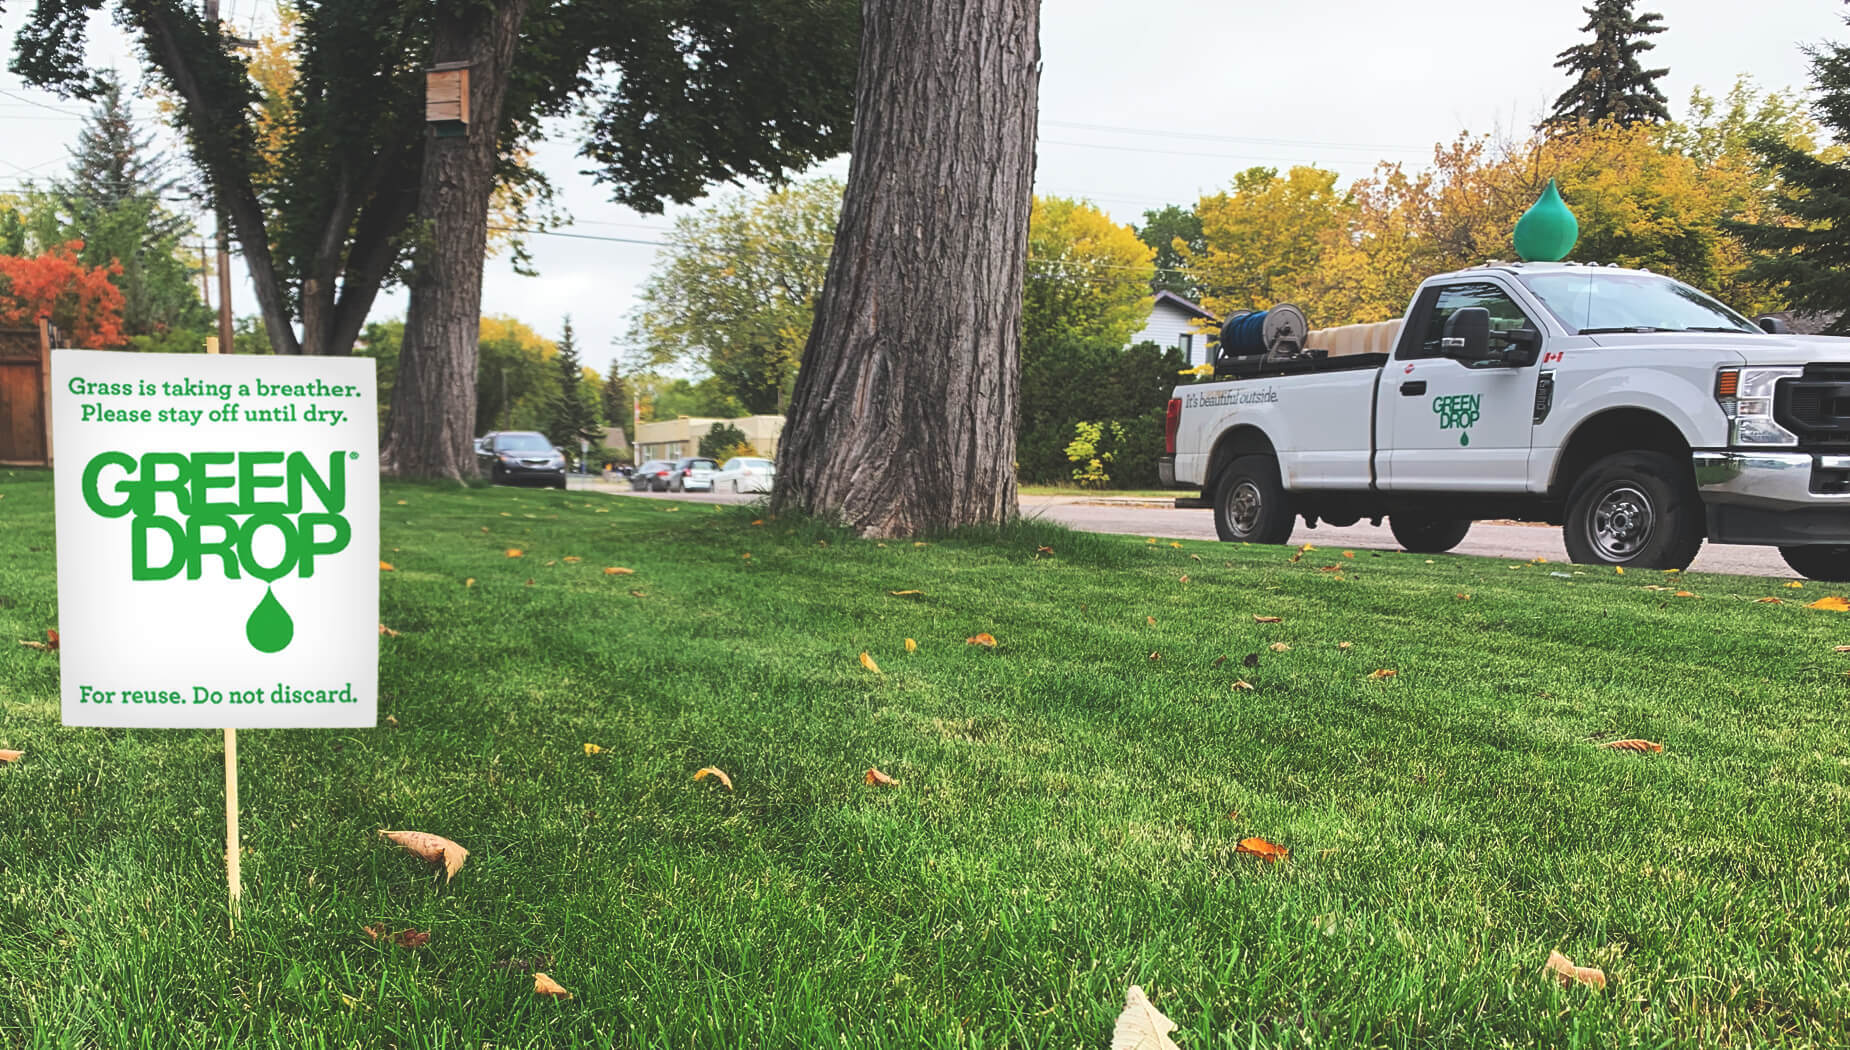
742;553;752;560
860;652;882;674
1614;566;1624;575
1834;645;1850;653
533;972;573;999
1785;581;1804;589
378;830;469;883
604;566;634;575
1674;590;1697;598
378;624;401;637
1755;597;1784;604
1168;542;1182;549
1111;984;1183;1050
1231;680;1254;691
0;749;22;763
888;589;924;597
864;767;897;787
1807;596;1850;611
1236;837;1290;862
562;556;581;563
464;578;475;588
583;743;603;755
693;766;733;790
1367;669;1397;680
1545;950;1607;990
1253;615;1282;624
1146;616;1157;626
379;561;395;571
1342;551;1355;559
751;519;764;526
1269;642;1291;652
505;548;523;558
966;633;998;647
1147;538;1158;545
1338;641;1353;650
1604;739;1664;753
904;638;917;652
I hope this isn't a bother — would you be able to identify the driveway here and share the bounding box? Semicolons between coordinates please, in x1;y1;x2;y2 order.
570;477;1798;578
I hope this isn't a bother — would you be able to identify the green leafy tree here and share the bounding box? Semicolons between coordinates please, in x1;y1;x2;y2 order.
1018;335;1182;489
1134;204;1205;299
1731;31;1850;331
545;317;601;453
356;319;404;431
630;179;841;413
699;423;749;460
639;375;747;421
475;316;559;434
1546;0;1671;127
1181;166;1356;318
1024;196;1155;347
601;357;633;436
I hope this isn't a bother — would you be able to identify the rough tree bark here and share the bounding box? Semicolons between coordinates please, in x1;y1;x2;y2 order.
381;0;527;479
769;0;1039;535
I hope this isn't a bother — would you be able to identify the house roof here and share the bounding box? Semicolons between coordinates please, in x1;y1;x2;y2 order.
1152;290;1217;321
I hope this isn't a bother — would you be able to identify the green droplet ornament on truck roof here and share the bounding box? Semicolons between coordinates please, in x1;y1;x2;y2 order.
1513;179;1578;262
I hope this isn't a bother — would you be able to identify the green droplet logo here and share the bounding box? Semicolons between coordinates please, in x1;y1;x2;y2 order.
246;586;294;653
1513;179;1578;262
1460;432;1471;447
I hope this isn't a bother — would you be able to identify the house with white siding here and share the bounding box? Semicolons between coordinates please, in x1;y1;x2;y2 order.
1128;291;1218;365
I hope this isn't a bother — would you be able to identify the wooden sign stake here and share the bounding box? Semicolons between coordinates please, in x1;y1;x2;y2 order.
225;727;241;930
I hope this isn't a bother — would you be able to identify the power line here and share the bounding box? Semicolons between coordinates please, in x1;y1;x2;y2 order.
0;87;85;117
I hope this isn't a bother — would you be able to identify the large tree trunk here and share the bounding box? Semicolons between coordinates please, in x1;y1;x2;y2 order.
381;0;528;479
769;0;1039;536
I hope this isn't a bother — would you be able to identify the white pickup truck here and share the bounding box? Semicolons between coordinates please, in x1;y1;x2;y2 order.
1158;262;1850;579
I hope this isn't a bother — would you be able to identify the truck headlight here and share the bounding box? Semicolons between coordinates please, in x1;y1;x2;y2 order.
1716;367;1803;446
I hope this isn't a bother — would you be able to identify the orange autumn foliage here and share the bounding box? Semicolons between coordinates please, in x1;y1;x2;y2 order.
0;242;127;348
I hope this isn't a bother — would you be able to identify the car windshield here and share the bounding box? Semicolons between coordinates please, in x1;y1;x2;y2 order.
1518;271;1758;335
686;459;717;470
494;433;552;452
740;459;774;469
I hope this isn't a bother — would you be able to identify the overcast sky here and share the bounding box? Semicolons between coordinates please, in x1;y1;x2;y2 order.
1;0;1843;369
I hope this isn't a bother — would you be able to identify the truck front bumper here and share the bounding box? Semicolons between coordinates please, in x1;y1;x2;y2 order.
1692;451;1850;545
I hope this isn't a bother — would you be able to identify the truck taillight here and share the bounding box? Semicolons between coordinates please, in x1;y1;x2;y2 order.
1164;398;1182;454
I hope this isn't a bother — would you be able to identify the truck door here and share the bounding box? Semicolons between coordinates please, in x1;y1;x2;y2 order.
1377;280;1543;492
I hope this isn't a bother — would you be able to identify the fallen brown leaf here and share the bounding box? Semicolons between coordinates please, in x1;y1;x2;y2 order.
888;589;923;597
44;628;59;649
562;556;581;563
378;830;469;882
1808;596;1850;612
1367;669;1397;680
1755;597;1784;604
864;767;897;787
1342;551;1355;559
0;749;22;763
1231;680;1254;691
505;548;523;558
859;652;882;674
751;519;764;526
1148;651;1161;661
378;624;400;637
1835;645;1850;653
629;590;647;598
394;929;431;949
1338;641;1353;650
1036;545;1054;555
533;973;573;999
1456;593;1471;600
1111;984;1182;1050
966;633;998;647
1146;616;1157;626
1674;590;1698;598
385;715;398;727
1211;655;1228;667
1604;739;1664;753
1236;836;1290;862
604;566;635;575
693;766;734;790
1269;642;1291;652
1545;950;1607;990
379;561;395;571
1253;615;1282;623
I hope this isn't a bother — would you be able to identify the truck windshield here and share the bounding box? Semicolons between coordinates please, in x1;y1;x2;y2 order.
1518;272;1759;335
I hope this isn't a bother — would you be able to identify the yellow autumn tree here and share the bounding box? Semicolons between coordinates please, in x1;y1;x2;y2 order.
1183;166;1356;322
1024;196;1155;346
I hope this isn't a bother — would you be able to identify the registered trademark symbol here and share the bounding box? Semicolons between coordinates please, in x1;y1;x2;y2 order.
349;451;359;460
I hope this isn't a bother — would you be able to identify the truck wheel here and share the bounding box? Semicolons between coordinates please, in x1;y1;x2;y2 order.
1213;454;1294;545
1389;514;1472;553
1563;451;1703;570
1778;545;1850;582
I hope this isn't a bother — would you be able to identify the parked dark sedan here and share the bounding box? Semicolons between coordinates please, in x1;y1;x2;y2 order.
631;459;676;491
477;431;567;488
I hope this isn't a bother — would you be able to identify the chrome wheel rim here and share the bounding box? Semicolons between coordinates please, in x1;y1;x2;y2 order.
1225;480;1263;538
1590;484;1654;562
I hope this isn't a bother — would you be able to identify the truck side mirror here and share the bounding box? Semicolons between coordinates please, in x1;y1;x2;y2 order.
1756;315;1792;334
1440;308;1491;362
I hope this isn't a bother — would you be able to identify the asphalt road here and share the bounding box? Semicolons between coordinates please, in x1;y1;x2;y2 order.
570;477;1797;579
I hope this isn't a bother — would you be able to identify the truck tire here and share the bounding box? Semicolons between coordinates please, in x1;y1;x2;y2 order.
1778;545;1850;582
1389;514;1472;553
1213;454;1294;545
1563;451;1703;570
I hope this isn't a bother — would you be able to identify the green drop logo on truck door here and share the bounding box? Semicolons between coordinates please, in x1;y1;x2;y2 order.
1431;393;1483;446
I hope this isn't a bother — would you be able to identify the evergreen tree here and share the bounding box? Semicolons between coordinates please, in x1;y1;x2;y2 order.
35;75;209;347
1731;33;1850;331
601;357;632;435
1546;0;1671;127
545;318;601;455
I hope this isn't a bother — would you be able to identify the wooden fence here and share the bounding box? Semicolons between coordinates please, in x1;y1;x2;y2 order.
0;320;57;466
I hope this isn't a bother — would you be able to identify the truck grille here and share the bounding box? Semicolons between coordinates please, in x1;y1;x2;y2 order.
1776;365;1850;448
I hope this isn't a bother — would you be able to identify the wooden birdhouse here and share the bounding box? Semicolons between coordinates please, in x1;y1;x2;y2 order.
425;62;470;138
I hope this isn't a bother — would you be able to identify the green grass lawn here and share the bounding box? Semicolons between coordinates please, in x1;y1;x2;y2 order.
3;467;1848;1049
1017;483;1179;500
